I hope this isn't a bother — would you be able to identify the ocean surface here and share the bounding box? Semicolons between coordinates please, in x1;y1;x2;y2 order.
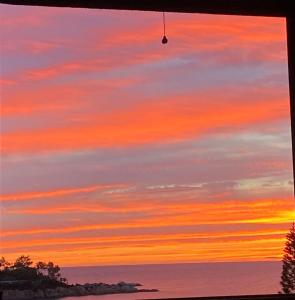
60;261;281;300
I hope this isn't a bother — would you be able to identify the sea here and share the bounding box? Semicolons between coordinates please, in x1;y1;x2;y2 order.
60;261;281;300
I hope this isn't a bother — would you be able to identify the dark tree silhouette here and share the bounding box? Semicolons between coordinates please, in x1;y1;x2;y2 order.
47;262;61;281
13;256;33;269
280;222;295;294
0;257;10;271
36;261;47;275
0;256;67;289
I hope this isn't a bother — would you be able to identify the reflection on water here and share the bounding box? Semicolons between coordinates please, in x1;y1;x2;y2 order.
60;261;281;300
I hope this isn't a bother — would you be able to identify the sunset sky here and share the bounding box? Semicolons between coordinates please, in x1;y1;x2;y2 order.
0;4;294;266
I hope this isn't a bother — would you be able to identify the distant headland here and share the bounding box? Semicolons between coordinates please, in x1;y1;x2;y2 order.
0;256;158;300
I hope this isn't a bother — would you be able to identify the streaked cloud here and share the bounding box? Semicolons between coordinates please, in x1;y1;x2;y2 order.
0;4;292;266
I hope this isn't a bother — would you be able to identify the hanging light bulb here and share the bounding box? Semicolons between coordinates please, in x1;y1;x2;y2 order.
162;12;168;44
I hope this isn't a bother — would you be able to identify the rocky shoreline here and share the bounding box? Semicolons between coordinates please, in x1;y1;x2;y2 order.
1;281;159;300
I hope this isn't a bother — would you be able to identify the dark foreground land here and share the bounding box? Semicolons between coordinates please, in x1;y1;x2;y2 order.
143;295;295;300
0;256;158;300
0;282;158;300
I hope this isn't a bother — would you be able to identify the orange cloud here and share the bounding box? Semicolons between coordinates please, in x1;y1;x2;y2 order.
2;88;288;154
2;231;287;266
3;197;293;238
1;228;286;250
0;184;123;202
1;76;143;117
0;79;16;86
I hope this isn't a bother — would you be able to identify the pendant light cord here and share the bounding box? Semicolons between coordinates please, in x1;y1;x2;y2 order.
163;12;166;36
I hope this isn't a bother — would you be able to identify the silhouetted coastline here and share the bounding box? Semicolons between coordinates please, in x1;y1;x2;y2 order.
0;256;158;300
1;281;158;300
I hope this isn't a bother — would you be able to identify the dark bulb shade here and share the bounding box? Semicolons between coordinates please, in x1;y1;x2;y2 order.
162;35;168;44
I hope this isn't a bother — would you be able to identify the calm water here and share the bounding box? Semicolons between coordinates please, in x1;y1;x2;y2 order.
60;261;281;300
